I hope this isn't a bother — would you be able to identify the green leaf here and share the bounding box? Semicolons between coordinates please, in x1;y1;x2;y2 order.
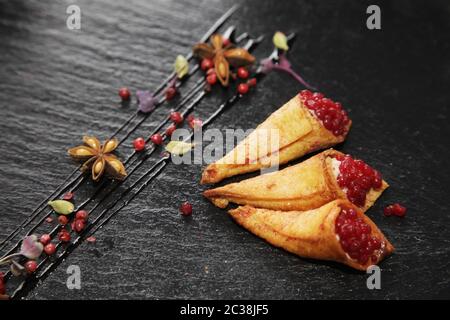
48;200;74;215
273;31;289;51
165;141;194;155
174;55;189;79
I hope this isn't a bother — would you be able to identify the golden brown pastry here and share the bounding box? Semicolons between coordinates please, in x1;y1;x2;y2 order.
201;90;351;184
204;149;388;212
229;200;394;271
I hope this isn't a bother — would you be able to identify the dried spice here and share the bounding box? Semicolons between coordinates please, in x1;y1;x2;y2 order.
193;34;255;86
273;31;289;51
174;55;189;79
48;200;74;215
165;141;194;155
68;136;127;181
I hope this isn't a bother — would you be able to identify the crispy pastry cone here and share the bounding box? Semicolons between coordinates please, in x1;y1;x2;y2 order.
229;200;394;271
201;92;351;184
204;149;388;212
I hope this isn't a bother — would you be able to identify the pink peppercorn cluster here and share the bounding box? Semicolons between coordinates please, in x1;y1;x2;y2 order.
384;203;407;217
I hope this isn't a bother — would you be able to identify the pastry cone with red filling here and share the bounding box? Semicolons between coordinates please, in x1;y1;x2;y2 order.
201;90;351;184
229;200;394;271
204;149;388;212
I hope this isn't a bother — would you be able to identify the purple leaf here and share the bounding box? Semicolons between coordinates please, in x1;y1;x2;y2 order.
259;54;316;90
278;54;292;69
136;90;156;113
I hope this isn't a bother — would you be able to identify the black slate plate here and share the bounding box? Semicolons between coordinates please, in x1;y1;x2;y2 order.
0;0;449;299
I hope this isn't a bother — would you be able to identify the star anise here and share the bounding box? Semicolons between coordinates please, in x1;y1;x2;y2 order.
68;136;127;181
193;34;256;86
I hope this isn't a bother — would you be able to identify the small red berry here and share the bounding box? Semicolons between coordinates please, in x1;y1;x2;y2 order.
58;230;71;243
206;72;217;85
165;87;177;100
73;219;86;233
393;203;407;217
165;124;177;136
75;210;89;221
45;217;54;223
180;202;193;216
40;234;51;245
44;243;56;255
150;133;163;145
62;192;74;201
118;87;131;100
385;203;407;217
222;37;231;47
384;205;394;216
201;58;214;71
86;236;97;243
133;137;146;152
25;260;38;274
170;111;184;124
58;215;68;225
237;83;249;95
237;67;249;79
189;118;203;130
248;78;257;87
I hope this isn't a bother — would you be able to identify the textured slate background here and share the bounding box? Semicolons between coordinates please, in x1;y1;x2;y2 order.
0;0;449;299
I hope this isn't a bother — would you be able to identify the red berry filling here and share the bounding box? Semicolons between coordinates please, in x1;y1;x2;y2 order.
335;206;383;265
333;154;383;207
299;90;350;136
384;203;407;217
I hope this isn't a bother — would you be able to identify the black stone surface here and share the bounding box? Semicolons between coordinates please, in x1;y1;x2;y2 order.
0;0;449;299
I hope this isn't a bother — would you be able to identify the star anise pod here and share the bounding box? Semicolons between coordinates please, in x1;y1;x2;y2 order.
68;136;127;181
193;34;256;86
